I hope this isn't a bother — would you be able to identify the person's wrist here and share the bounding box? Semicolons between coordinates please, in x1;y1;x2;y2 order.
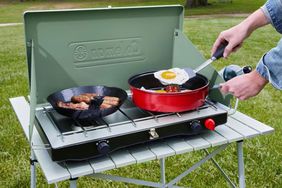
249;70;268;87
230;21;250;42
239;20;254;38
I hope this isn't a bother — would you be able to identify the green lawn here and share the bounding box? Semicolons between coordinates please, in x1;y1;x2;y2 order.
1;16;281;187
0;0;266;23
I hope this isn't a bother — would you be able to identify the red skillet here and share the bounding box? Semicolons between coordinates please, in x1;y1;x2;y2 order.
128;43;227;113
128;72;209;112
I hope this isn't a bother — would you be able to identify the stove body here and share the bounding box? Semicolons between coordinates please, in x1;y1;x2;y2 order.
24;5;231;161
35;99;227;161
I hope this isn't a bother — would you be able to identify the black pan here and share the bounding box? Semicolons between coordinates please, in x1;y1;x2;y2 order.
47;85;128;120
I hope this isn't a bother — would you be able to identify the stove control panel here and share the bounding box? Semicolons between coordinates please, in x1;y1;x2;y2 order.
35;101;228;161
190;118;216;132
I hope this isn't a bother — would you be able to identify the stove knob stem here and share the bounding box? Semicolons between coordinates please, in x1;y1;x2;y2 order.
97;141;110;154
190;120;202;132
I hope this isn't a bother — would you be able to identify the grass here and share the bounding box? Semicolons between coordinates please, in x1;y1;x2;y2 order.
0;0;266;23
1;16;281;187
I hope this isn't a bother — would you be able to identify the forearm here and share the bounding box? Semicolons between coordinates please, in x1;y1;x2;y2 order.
238;9;269;38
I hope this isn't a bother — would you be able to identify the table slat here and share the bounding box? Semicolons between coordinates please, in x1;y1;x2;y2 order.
165;137;193;154
201;131;228;147
230;111;274;134
226;118;260;138
215;124;244;142
89;156;115;173
148;141;176;159
9;97;30;139
65;161;93;179
185;137;211;150
109;150;136;168
129;146;156;163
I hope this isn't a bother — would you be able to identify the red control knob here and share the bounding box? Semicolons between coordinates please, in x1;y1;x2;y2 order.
204;118;216;131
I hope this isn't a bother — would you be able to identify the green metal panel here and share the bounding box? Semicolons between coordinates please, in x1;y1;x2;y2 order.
24;5;184;103
172;30;231;105
29;40;37;143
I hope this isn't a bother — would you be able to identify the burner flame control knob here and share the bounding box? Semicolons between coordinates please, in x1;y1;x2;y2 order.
190;120;202;131
204;119;216;131
97;141;110;154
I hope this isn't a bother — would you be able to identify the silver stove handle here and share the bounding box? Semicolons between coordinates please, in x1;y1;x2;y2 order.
227;98;239;116
212;84;239;115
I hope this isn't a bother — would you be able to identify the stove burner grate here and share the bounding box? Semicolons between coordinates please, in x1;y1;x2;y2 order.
42;98;214;137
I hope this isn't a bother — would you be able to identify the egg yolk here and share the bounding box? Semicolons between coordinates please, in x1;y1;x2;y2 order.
161;71;176;79
155;90;166;93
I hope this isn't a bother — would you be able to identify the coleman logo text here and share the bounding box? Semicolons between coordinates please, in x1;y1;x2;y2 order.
69;38;144;68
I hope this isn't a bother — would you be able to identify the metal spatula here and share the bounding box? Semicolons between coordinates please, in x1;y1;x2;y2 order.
184;42;228;79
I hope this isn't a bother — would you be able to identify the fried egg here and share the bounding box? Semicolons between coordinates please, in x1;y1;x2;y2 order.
154;68;189;85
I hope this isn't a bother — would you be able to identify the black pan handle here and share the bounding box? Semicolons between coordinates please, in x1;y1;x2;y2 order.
212;41;228;59
89;96;104;110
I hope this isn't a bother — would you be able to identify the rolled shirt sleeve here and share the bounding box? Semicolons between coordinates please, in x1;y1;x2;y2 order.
256;38;282;90
256;0;282;90
261;0;282;34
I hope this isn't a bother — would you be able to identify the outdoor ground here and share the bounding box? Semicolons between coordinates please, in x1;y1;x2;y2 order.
0;0;266;23
0;0;281;188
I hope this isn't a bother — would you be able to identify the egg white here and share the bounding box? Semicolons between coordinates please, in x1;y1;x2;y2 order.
154;68;189;85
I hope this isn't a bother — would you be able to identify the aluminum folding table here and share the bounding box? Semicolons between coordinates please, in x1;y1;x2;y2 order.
10;96;274;188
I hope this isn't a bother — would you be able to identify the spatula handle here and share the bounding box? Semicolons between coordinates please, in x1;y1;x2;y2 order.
212;41;228;59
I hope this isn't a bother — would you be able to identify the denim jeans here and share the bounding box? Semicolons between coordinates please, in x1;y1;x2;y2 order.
257;0;282;89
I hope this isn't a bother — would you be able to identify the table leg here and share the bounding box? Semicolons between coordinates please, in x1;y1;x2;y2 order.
204;149;236;188
166;144;228;187
160;158;166;185
237;140;245;188
70;178;78;188
30;150;36;188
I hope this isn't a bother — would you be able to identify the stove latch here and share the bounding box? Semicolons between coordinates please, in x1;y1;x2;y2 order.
149;128;159;140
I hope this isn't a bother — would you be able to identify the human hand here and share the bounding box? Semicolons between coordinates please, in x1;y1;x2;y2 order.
211;24;248;58
220;70;268;100
211;9;269;58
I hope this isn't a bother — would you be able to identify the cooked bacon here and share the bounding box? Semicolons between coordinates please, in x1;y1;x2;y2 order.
64;93;120;110
102;99;118;106
57;101;89;110
100;102;112;109
82;93;98;99
165;85;181;93
104;96;119;102
71;93;119;105
71;95;91;104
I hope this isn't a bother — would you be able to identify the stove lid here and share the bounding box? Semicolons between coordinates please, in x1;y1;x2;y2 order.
24;5;184;103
